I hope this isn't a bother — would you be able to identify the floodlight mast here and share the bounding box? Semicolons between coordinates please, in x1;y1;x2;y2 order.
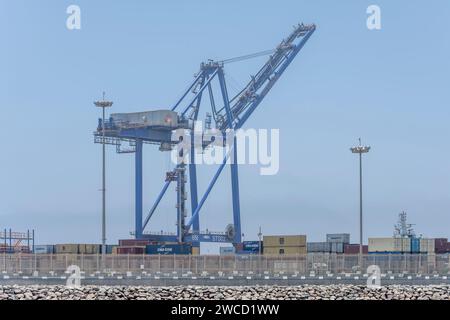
350;138;370;266
94;92;113;258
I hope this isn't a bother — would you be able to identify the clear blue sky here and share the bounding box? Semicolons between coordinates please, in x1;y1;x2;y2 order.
1;1;449;251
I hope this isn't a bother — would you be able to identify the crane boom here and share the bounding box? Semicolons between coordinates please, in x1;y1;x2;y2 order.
220;23;316;129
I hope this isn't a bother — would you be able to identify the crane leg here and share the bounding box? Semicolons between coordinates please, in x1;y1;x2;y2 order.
135;139;143;239
230;136;242;244
189;162;200;248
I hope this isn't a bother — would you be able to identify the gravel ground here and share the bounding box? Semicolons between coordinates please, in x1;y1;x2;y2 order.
1;285;450;300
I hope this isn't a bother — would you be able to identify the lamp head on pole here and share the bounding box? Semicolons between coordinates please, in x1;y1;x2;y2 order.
350;138;370;154
94;91;113;108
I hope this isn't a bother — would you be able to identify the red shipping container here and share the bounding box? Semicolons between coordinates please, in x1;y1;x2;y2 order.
116;246;145;255
434;238;448;254
344;244;368;254
118;239;151;246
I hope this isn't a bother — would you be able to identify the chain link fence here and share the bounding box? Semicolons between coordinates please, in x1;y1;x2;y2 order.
2;253;450;275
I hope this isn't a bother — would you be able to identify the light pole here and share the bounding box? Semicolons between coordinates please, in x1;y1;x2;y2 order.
257;227;262;255
94;92;113;259
350;138;370;267
257;226;263;275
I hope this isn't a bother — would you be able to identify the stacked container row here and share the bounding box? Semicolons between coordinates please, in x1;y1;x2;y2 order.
343;244;369;254
263;235;307;255
368;238;411;253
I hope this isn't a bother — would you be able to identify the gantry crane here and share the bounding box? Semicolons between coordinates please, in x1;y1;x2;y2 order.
94;23;316;252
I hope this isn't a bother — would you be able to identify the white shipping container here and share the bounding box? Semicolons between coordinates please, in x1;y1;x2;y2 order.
326;233;350;244
368;237;411;253
419;238;435;253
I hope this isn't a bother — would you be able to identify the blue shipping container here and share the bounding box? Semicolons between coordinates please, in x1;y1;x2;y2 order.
145;244;191;255
104;245;117;254
243;241;263;253
411;238;420;253
220;247;235;255
33;245;54;254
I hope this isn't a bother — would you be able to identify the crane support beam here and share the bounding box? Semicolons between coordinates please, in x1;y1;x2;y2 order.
180;68;219;117
171;71;204;111
142;179;172;231
135;139;143;239
230;136;242;244
189;76;205;248
185;151;230;230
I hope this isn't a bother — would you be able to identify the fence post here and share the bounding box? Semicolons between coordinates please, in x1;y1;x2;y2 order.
188;255;191;273
181;256;183;275
388;254;391;272
203;255;206;273
404;254;407;273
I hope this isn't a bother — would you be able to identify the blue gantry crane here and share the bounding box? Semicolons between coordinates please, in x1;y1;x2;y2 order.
94;23;315;252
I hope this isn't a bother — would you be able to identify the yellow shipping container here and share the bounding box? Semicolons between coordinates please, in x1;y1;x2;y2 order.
78;244;87;254
264;246;306;255
263;235;306;247
55;244;79;254
419;238;435;253
85;244;101;254
191;247;200;255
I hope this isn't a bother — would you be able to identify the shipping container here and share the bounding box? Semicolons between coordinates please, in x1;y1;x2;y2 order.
54;244;79;254
343;244;368;254
411;238;420;253
263;235;306;247
116;246;145;255
263;246;307;255
145;244;191;255
326;233;350;244
307;242;331;252
33;245;54;254
419;238;435;253
220;247;235;256
242;241;263;253
330;242;344;253
119;239;152;247
86;244;101;254
434;238;448;254
104;245;117;254
368;238;411;253
111;110;178;129
78;244;87;254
